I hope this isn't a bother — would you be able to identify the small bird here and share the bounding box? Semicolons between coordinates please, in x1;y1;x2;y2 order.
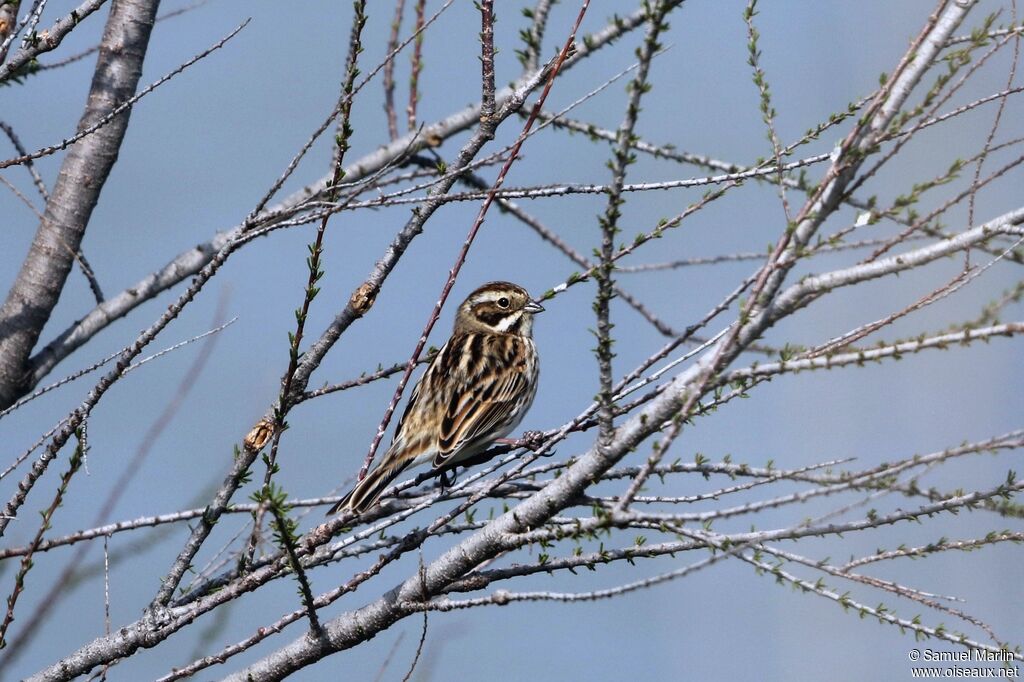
328;281;544;514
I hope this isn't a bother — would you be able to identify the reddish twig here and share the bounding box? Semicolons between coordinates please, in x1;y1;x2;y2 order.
407;0;426;132
383;0;406;140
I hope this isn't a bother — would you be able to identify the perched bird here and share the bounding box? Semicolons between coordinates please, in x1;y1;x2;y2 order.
328;281;544;514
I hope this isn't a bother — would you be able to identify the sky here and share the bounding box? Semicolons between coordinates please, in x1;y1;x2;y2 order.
0;1;1022;680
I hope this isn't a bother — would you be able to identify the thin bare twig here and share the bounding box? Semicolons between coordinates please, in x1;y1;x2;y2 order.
0;19;251;170
400;554;429;682
0;297;229;669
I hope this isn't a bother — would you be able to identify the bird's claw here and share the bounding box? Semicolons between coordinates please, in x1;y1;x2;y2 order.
519;429;548;453
438;467;457;489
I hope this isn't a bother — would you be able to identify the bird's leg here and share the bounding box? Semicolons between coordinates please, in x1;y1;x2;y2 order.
451;431;555;476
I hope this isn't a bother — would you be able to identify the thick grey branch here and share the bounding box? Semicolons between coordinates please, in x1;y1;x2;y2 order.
0;0;158;409
763;207;1024;322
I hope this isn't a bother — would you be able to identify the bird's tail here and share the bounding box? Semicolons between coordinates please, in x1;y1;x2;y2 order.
326;460;408;516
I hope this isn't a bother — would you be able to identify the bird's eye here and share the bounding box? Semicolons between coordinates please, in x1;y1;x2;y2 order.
497;297;510;309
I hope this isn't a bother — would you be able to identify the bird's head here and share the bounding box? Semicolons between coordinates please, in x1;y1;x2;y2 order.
454;281;544;336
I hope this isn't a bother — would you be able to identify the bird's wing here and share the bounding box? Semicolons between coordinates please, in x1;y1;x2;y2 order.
381;355;445;468
387;371;425;454
432;363;526;469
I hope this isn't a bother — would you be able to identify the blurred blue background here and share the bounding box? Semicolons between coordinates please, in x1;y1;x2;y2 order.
0;1;1021;679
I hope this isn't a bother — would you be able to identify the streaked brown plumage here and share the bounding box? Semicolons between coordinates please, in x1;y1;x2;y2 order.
328;282;543;514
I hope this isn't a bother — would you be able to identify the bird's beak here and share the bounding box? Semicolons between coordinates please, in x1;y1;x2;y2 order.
524;299;545;314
